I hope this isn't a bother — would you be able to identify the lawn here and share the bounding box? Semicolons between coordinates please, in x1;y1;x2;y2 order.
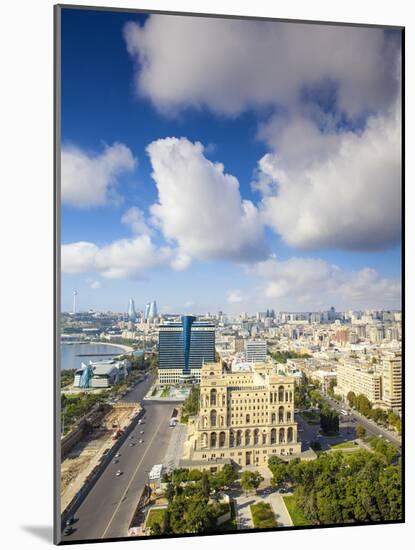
250;502;277;528
330;441;358;450
145;508;166;530
283;496;312;526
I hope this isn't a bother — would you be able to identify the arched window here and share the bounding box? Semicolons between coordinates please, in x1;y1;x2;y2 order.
210;389;217;406
278;406;284;423
236;430;242;446
271;412;276;423
230;430;235;447
254;429;260;445
270;428;276;444
279;427;285;443
219;431;226;447
210;409;217;427
287;427;293;442
286;411;291;422
245;430;251;446
278;386;284;402
210;432;217;447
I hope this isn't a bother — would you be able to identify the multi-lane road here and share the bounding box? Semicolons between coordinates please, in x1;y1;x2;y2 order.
62;372;177;542
322;395;402;447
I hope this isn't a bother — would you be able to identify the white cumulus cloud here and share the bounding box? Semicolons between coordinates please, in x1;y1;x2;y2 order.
251;257;401;310
121;206;152;234
147;137;266;262
226;289;248;304
62;235;181;279
255;100;401;250
124;16;398;117
62;142;137;208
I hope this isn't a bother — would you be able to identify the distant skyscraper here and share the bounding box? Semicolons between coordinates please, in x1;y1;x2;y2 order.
144;302;151;320
158;316;215;384
72;289;77;314
149;300;158;319
127;298;137;321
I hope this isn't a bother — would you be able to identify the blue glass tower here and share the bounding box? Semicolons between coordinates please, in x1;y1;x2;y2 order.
158;316;215;383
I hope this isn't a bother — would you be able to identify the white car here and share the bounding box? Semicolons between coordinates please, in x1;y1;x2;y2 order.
116;470;123;476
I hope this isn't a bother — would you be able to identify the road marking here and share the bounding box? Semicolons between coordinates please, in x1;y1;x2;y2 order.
101;414;165;539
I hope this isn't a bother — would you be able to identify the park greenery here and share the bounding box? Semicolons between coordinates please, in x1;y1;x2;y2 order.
283;495;312;526
269;350;311;364
151;466;238;535
180;385;200;423
346;391;402;434
61;368;76;388
319;403;340;435
268;449;401;524
240;470;264;494
250;502;277;528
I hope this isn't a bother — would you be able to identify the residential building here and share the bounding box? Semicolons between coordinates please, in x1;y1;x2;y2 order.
337;359;382;403
381;350;402;414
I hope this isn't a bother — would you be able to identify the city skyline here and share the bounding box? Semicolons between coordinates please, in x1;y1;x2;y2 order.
61;11;401;315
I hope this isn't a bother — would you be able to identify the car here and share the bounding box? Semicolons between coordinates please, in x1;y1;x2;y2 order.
112;459;118;464
140;431;144;434
115;453;121;458
65;516;75;526
129;435;134;439
63;526;73;536
129;443;135;447
116;470;123;476
138;439;144;443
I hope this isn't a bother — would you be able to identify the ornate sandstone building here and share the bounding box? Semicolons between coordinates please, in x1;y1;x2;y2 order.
186;361;301;468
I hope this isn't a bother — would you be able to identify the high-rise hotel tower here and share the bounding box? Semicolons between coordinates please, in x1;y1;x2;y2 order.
158;316;215;384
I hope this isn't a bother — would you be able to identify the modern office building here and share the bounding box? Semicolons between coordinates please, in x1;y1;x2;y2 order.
381;350;402;414
157;316;215;384
144;300;158;321
186;361;301;469
245;339;267;362
127;298;137;321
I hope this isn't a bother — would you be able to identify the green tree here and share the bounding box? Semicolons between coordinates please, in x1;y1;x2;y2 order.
240;471;264;494
150;522;162;536
356;424;366;439
320;404;339;435
347;391;356;407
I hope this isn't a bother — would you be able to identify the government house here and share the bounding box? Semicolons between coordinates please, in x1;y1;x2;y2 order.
186;360;301;468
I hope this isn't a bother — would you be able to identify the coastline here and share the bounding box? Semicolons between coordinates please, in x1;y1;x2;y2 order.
61;341;134;354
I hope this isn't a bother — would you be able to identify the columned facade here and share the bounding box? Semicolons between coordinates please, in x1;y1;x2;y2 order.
189;361;301;467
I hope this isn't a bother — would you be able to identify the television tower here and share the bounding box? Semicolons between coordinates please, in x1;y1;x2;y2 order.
73;289;77;314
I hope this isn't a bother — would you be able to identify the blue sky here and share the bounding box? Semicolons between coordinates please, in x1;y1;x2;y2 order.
60;8;402;314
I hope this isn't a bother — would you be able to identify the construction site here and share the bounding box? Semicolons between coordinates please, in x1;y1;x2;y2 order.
61;401;141;513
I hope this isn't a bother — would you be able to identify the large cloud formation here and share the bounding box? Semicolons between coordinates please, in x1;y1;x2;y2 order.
62;143;137;207
255;100;401;250
124;16;398;117
124;15;401;253
61;235;184;279
147;137;267;262
252;257;401;310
